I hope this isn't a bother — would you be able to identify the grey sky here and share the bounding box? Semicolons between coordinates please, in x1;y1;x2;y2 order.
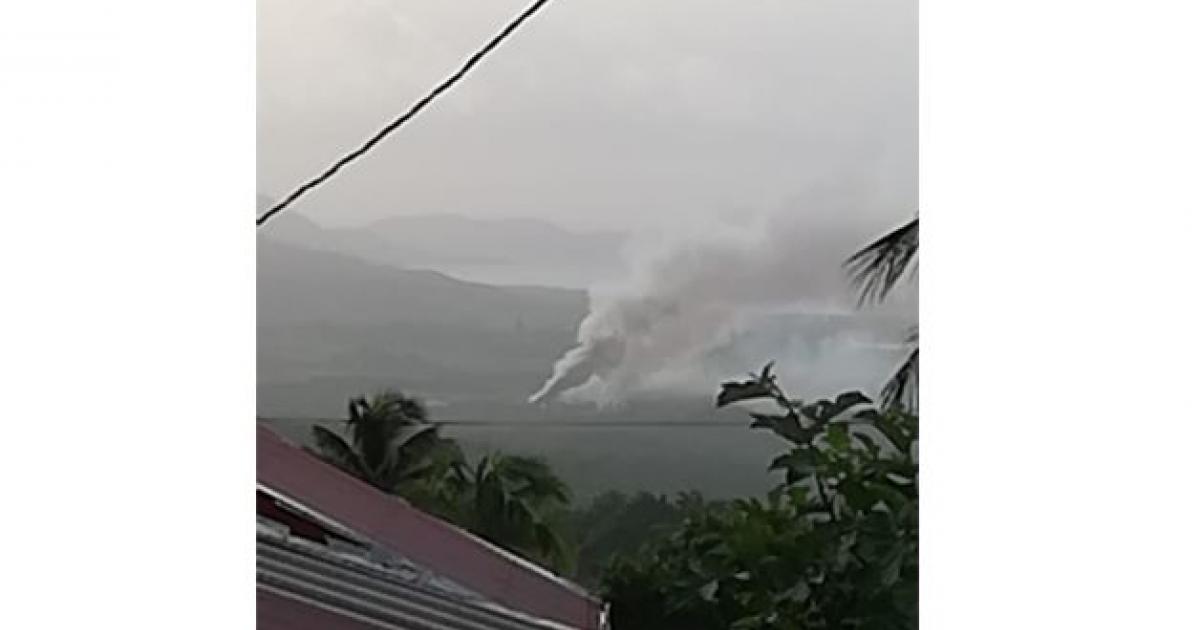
258;0;916;233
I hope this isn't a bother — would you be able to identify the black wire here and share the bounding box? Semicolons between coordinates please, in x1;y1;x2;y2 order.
257;0;557;227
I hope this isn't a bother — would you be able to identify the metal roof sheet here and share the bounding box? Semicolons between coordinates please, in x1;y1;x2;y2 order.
258;586;389;630
256;424;605;629
258;530;579;630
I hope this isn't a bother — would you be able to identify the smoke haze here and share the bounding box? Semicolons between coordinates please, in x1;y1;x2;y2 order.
256;0;918;498
531;180;916;405
258;0;918;404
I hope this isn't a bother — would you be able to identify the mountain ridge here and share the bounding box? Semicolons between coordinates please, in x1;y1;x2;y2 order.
255;194;627;283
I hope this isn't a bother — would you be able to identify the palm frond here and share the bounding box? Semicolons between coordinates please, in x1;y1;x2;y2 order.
310;425;368;480
531;518;569;568
348;391;431;475
845;217;918;306
499;455;571;507
881;347;918;412
514;475;571;507
373;390;430;424
395;423;441;457
390;425;453;484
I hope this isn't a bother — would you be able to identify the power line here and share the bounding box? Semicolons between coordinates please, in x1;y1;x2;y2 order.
258;417;754;430
256;0;557;227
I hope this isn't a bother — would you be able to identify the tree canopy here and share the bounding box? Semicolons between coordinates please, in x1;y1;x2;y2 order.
309;391;456;495
600;368;918;629
309;392;575;571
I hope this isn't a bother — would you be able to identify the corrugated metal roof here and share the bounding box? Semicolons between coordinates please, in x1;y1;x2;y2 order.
257;424;606;629
257;528;580;630
257;512;478;603
258;586;388;630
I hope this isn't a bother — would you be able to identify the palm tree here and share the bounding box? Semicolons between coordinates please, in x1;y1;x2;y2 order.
308;393;574;571
310;391;457;496
845;217;918;410
445;453;572;570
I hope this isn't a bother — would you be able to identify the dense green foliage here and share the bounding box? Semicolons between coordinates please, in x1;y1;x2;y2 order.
309;393;716;580
601;366;918;629
310;392;575;570
311;365;918;630
567;490;698;586
308;392;458;495
437;452;574;569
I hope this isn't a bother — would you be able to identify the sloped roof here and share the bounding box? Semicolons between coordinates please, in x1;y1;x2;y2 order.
258;587;385;630
256;424;605;630
257;523;580;630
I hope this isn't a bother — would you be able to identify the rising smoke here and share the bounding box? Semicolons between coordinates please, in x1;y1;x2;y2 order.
529;182;916;406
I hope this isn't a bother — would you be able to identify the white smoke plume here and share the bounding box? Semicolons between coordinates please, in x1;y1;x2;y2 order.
529;182;916;406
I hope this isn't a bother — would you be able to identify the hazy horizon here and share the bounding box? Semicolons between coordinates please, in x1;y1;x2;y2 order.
258;0;916;234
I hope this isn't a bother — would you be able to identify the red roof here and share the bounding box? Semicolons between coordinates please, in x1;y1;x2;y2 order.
257;424;604;629
258;587;383;630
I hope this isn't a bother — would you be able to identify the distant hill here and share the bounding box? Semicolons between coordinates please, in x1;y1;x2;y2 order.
254;235;783;502
255;195;626;288
257;236;586;414
258;238;585;330
256;195;412;270
254;196;888;501
362;213;625;267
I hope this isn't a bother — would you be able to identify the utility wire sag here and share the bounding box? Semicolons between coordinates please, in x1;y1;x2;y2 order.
257;0;556;227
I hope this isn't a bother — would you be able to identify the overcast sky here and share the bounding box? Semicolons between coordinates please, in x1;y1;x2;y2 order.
258;0;916;233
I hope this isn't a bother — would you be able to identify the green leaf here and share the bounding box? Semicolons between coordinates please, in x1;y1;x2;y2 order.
731;615;766;629
698;579;719;602
779;579;811;604
851;408;883;423
840;480;877;512
768;448;816;472
880;545;904;587
717;381;773;407
826;423;851;452
751;411;815;446
831;391;872;415
716;363;778;407
855;432;882;457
